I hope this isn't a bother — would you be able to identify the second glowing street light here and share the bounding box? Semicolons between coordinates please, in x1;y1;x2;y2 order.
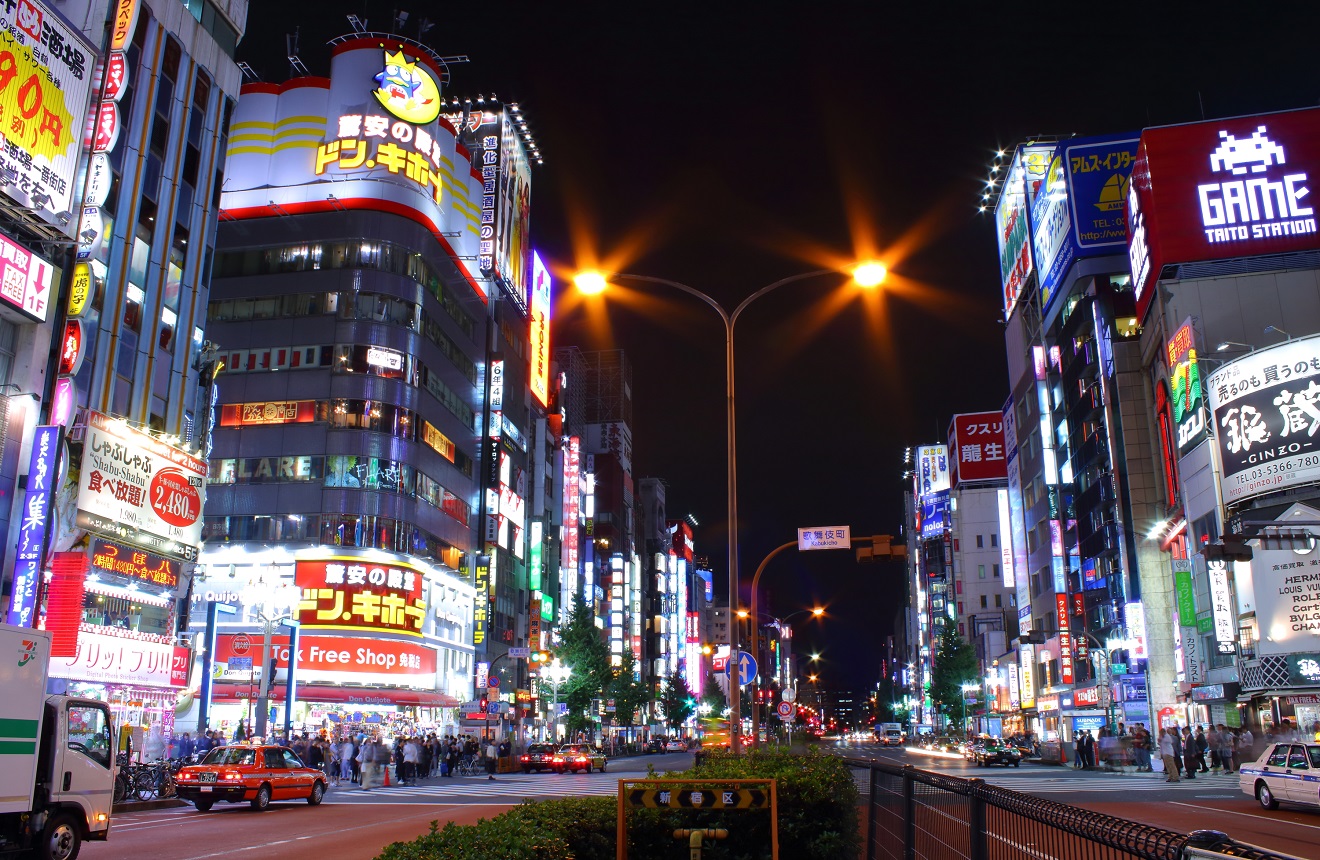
574;262;885;752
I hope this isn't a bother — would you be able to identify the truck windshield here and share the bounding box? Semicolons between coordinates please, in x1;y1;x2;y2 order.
203;747;257;766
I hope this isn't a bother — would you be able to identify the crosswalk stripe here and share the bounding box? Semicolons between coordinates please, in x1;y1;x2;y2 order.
325;776;620;801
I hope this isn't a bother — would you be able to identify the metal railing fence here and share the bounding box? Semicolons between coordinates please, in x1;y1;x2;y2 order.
845;758;1304;860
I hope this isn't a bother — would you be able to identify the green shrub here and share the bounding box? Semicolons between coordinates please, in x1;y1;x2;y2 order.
374;749;858;860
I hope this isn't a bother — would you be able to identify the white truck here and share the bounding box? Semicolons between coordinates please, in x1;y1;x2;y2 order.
0;624;115;860
877;722;904;746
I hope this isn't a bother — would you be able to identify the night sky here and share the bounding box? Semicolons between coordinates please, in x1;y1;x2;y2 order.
241;2;1320;689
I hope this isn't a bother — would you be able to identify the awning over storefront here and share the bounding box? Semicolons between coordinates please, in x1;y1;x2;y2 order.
208;682;460;708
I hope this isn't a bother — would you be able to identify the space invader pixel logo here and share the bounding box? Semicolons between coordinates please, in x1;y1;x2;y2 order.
18;639;37;667
1210;126;1286;176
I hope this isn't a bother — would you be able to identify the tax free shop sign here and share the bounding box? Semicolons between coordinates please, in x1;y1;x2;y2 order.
1128;107;1320;322
213;633;437;687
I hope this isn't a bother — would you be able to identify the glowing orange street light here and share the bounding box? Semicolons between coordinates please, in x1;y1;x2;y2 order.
572;263;884;753
852;261;887;288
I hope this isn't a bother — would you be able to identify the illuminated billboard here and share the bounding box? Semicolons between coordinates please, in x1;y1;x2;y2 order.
947;412;1007;485
995;145;1052;320
1129;108;1320;322
0;0;96;238
295;558;428;637
76;412;207;561
447;106;533;305
1166;317;1208;456
1205;333;1320;504
915;445;950;499
0;228;55;323
529;252;552;407
220;37;485;300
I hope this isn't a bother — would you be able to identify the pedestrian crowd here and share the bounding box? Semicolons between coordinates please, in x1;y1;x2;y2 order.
1069;721;1271;779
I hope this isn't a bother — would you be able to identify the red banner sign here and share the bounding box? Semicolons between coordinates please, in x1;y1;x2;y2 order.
219;400;318;427
1129;107;1320;322
948;412;1007;485
1073;685;1101;707
214;634;436;677
294;559;427;636
1055;593;1070;632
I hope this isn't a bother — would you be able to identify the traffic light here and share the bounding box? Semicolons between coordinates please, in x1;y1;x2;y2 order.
530;650;550;664
479;696;489;714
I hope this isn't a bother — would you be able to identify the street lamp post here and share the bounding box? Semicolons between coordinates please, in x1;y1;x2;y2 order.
960;682;980;737
574;264;885;753
542;659;571;742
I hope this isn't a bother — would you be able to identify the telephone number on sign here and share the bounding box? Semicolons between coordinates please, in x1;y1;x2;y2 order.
1239;454;1320;482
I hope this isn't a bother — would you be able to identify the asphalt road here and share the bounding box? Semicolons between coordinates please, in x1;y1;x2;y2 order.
834;741;1319;859
87;752;695;860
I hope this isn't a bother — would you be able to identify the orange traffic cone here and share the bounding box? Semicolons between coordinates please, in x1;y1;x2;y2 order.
383;765;391;787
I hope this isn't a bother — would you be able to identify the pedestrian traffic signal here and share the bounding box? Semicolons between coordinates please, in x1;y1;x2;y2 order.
479;696;489;713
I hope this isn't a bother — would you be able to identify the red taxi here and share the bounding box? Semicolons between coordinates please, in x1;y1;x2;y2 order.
174;744;327;812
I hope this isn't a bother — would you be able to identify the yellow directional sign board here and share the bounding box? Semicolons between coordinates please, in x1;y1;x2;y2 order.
626;788;769;810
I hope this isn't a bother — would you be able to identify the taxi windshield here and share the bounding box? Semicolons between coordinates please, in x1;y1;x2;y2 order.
202;747;257;766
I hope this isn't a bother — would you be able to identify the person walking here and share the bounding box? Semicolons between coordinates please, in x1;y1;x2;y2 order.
1194;726;1209;773
403;737;420;784
1170;726;1185;779
358;736;377;791
1181;727;1198;780
1159;728;1180;783
338;737;354;786
1215;725;1235;774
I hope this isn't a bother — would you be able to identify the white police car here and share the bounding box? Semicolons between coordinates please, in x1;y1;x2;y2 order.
1239;742;1320;810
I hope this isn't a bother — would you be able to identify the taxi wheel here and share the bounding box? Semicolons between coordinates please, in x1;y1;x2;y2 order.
194;801;213;813
1256;781;1279;810
39;813;80;860
599;761;607;773
250;784;272;811
308;782;325;806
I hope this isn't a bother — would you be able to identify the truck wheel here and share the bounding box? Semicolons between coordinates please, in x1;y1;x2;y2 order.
308;782;325;806
39;813;81;860
250;784;271;811
194;800;213;812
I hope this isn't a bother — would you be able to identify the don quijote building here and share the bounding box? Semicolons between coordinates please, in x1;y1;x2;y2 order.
181;24;550;741
1135;106;1320;737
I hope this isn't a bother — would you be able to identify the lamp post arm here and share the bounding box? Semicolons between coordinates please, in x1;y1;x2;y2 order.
730;269;834;328
748;540;799;749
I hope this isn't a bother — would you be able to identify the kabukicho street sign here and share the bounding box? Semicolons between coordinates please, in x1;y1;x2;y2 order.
797;526;850;551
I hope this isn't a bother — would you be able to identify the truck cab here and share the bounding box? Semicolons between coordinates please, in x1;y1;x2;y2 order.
2;627;116;860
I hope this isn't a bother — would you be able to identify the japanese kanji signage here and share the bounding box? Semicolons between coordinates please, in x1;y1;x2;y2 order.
1206;559;1237;650
0;0;96;238
47;626;186;687
1205;334;1320;504
1127;108;1320;323
218;400;317;427
994;144;1052;320
796;525;851;551
472;556;490;646
1167;318;1208;457
221;39;487;302
90;538;179;589
448;106;533;306
0;227;54;323
948;412;1007;485
5;424;60;627
76;411;207;561
1126;601;1149;660
1249;543;1320;656
295;558;428;637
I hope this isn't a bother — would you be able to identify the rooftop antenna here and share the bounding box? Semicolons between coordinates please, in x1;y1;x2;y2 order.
417;17;434;37
392;9;409;32
236;61;260;82
287;28;309;77
346;14;368;33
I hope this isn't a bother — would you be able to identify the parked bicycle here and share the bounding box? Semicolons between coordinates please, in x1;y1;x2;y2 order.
455;755;482;777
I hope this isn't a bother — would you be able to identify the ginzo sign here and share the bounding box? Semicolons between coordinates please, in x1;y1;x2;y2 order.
1128;108;1320;322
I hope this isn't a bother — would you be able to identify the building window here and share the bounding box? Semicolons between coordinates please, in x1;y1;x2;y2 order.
995;594;1002;608
976;534;984;548
980;595;988;609
993;564;1000;578
990;534;998;547
978;564;986;579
